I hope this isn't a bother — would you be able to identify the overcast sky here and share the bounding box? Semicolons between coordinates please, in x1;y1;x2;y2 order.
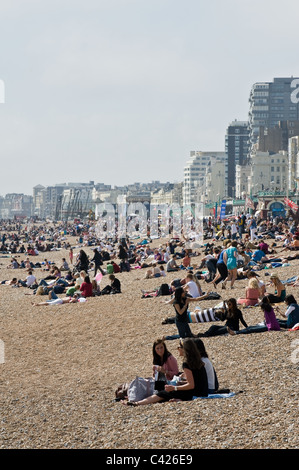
0;0;299;196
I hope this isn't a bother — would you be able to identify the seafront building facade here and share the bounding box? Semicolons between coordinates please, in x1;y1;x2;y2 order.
288;135;299;192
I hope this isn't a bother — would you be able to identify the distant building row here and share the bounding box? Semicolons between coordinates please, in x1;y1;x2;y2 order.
0;181;183;220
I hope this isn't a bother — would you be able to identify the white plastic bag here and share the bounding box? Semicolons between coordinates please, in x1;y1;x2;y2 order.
127;376;155;402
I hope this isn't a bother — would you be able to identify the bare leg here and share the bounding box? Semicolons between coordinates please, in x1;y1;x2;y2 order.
122;394;164;406
230;268;237;288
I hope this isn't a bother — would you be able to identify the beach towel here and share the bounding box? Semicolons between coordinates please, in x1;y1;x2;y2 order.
282;276;298;285
193;392;236;399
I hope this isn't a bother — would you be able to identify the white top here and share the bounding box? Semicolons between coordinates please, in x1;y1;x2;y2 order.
26;274;36;286
185;280;200;298
231;223;238;234
202;357;217;391
285;305;296;318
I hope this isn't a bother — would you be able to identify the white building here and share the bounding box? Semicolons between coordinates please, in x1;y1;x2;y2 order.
198;158;226;204
33;184;46;218
150;183;183;206
288;135;299;192
183;151;226;205
235;164;251;199
248;150;288;194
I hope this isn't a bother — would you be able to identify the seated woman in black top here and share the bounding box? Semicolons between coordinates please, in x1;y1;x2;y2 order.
122;338;208;406
197;298;248;337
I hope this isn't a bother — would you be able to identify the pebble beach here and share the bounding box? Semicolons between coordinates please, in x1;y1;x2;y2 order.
0;231;298;450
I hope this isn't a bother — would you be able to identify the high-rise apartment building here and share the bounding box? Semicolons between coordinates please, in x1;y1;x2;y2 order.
225;120;250;198
248;77;299;154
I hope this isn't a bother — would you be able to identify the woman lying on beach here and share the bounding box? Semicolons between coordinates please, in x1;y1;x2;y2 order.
1;277;18;286
196;298;248;337
161;303;227;325
122;338;208;406
32;292;85;306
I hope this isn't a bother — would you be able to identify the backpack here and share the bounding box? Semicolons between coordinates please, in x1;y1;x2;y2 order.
205;292;221;300
120;261;130;272
156;283;170;296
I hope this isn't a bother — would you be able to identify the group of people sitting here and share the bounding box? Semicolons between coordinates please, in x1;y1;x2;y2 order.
120;286;299;406
120;336;223;406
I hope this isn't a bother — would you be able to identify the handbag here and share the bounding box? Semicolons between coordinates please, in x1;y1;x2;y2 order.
127;376;155;402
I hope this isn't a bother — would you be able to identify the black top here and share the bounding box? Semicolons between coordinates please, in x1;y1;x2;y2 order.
183;362;208;398
118;246;127;260
111;278;121;292
156;361;208;401
91;250;103;265
173;299;189;323
225;309;248;331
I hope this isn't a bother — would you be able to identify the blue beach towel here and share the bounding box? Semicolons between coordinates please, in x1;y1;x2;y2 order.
193;392;236;399
271;262;282;268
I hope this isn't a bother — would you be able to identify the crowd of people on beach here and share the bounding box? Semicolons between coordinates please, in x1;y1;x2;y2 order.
118;212;299;406
1;212;299;407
